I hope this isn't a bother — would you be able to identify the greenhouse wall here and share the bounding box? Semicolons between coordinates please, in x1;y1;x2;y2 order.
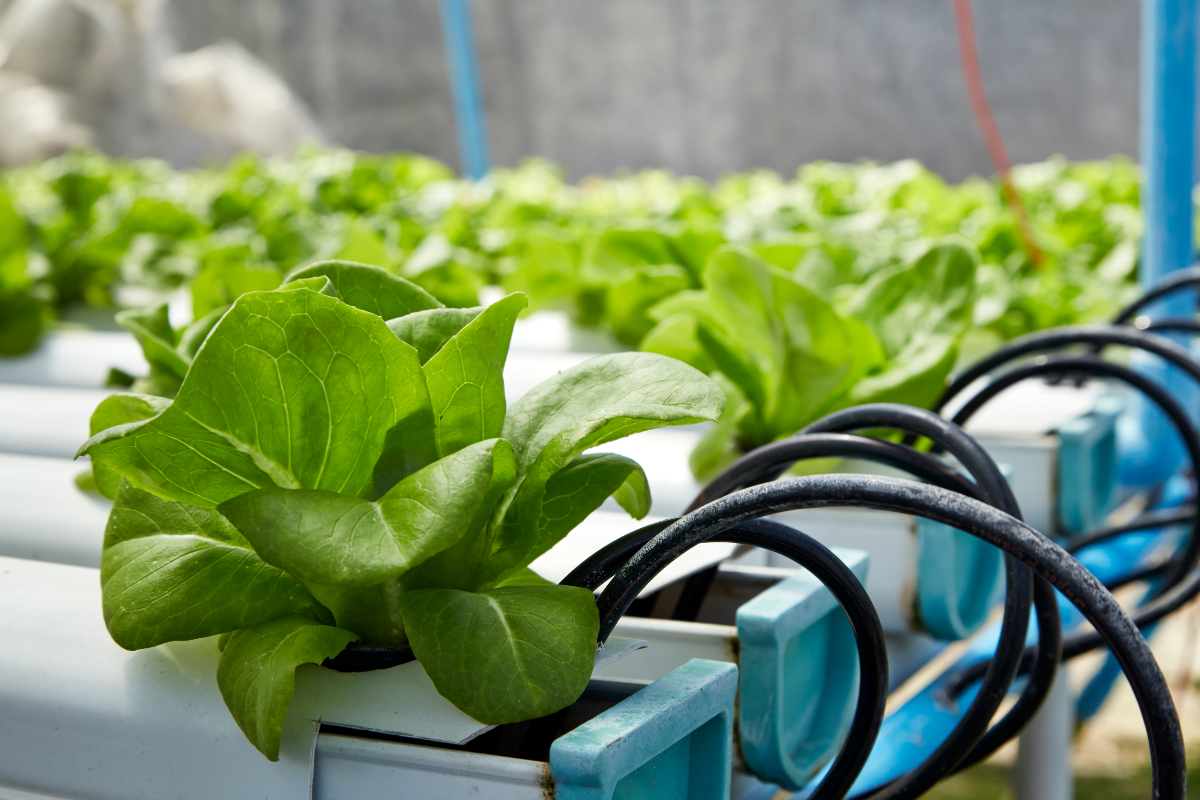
174;0;1140;180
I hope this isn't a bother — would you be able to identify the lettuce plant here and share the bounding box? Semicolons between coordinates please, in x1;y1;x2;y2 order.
77;261;723;760
641;242;976;479
0;151;1143;358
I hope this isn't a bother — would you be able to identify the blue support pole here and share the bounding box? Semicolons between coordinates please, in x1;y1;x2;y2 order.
1122;0;1199;486
438;0;491;180
1141;0;1197;297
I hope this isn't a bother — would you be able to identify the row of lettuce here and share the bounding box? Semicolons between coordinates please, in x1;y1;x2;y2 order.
3;148;1145;477
0;147;1140;351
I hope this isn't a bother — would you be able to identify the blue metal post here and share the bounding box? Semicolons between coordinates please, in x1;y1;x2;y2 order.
438;0;491;180
1122;0;1199;486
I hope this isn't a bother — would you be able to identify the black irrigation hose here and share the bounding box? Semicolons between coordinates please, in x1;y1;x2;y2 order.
801;405;1019;515
594;475;1186;800
947;355;1200;589
561;519;677;592
691;434;986;508
676;404;1021;622
1112;265;1200;326
933;326;1200;424
563;518;890;800
798;405;1064;786
669;433;988;622
714;404;1043;800
933;352;1200;765
942;352;1200;661
1144;319;1200;337
927;325;1200;663
1067;506;1197;555
603;432;1040;778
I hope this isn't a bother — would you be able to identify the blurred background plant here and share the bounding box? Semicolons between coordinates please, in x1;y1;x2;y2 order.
0;150;1145;358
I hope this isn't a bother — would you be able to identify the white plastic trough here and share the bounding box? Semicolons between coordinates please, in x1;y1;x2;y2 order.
5;555;760;800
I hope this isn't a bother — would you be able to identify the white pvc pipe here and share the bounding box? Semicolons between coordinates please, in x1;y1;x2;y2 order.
1012;670;1075;800
0;454;109;567
0;554;653;799
0;556;316;799
0;331;147;389
0;385;111;459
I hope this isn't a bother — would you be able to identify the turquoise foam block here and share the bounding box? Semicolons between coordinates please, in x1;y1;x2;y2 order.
737;550;869;790
916;393;1123;643
1057;394;1123;536
916;517;1003;641
551;659;738;800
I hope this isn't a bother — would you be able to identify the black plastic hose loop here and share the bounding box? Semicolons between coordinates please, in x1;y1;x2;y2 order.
1067;507;1197;555
669;428;999;622
596;475;1185;800
1144;319;1200;337
566;517;889;800
800;404;1021;519
688;433;985;512
670;433;988;621
794;404;1061;792
1112;265;1200;326
617;429;1039;800
934;326;1200;422
948;355;1200;590
928;352;1200;766
736;404;1049;796
560;519;676;592
714;520;888;800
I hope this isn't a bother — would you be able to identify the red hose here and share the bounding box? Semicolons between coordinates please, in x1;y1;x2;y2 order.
953;0;1045;267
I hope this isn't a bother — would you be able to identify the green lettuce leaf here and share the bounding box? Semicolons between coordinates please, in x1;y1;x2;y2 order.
849;241;978;359
79;287;431;507
217;616;358;760
584;228;677;278
218;439;514;588
479;566;554;590
115;303;189;383
536;452;650;544
639;312;714;374
488;352;723;577
87;393;172;498
422;293;526;457
101;482;321;650
177;305;229;359
696;246;875;444
399;586;598;724
606;265;691;346
284;259;443;319
192;262;283;319
387;307;483;365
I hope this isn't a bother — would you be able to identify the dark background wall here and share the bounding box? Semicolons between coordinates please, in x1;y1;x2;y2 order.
165;0;1142;181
